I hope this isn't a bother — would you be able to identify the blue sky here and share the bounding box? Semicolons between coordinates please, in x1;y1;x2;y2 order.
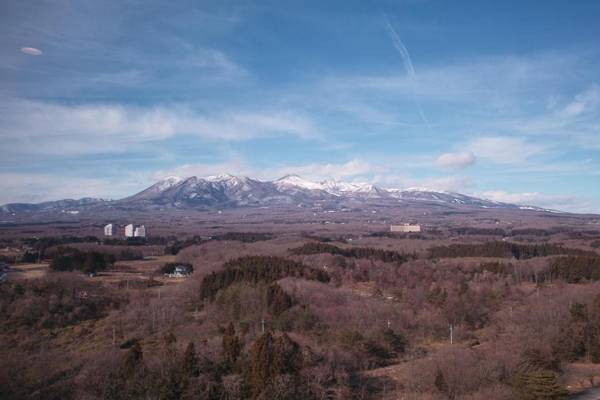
1;0;600;212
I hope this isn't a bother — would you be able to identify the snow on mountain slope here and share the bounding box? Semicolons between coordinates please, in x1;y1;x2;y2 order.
0;173;560;214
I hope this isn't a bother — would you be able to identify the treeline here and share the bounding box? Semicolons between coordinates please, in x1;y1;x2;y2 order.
165;232;273;255
23;235;100;249
451;227;506;236
103;236;168;246
428;241;594;260
199;256;329;301
50;248;116;274
290;242;412;264
368;231;425;239
548;256;600;283
0;275;125;330
214;232;273;243
165;236;207;255
75;328;330;400
22;235;101;260
447;226;594;237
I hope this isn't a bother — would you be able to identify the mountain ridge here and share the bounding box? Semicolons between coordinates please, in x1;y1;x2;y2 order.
0;174;565;216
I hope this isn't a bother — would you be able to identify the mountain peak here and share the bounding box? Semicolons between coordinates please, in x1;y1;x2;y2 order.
205;173;238;181
275;175;323;190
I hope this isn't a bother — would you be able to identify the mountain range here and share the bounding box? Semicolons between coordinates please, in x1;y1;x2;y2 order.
0;174;557;216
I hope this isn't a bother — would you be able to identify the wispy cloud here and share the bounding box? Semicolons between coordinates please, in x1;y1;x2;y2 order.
0;172;143;204
466;136;546;164
436;151;476;169
152;158;381;183
479;190;598;213
0;100;319;156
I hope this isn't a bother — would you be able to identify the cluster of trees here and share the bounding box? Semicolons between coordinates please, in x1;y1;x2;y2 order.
451;227;507;236
0;275;124;330
50;247;116;274
23;235;100;248
548;256;600;283
214;232;273;243
199;256;329;301
429;241;594;260
165;232;273;255
513;349;568;399
165;236;207;255
368;231;425;239
62;325;326;400
22;235;100;260
290;242;412;264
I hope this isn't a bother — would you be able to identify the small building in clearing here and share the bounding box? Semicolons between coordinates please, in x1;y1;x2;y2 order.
390;223;421;233
166;264;193;278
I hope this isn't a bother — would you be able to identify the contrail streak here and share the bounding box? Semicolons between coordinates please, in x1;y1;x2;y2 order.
384;19;416;79
383;16;432;130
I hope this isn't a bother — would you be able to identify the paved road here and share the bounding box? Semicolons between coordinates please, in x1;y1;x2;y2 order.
571;388;600;400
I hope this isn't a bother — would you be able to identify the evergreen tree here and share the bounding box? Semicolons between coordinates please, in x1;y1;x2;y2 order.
123;341;144;377
517;370;568;400
267;284;293;316
222;322;241;368
514;350;568;400
247;332;302;399
183;342;200;377
434;368;448;396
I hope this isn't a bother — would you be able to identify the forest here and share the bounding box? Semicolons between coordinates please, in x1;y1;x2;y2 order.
2;225;600;400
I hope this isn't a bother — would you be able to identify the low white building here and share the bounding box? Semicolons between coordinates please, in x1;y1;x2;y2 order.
167;265;192;278
104;223;114;236
134;225;146;238
125;224;134;237
390;223;421;233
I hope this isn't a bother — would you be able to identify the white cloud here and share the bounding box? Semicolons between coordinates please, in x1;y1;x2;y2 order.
0;172;144;204
0;100;319;156
466;136;545;164
560;84;600;118
479;190;599;213
20;47;42;56
272;160;381;181
152;159;381;183
436;151;475;169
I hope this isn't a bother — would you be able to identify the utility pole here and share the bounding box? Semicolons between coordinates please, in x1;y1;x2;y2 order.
450;324;453;345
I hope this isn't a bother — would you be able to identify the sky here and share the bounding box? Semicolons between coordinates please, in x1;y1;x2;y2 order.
1;0;600;213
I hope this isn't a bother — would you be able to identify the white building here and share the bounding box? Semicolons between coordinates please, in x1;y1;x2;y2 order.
125;224;134;238
390;223;421;233
104;223;114;236
134;225;146;238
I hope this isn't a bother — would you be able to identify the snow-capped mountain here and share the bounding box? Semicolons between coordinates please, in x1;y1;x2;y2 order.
0;174;557;216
